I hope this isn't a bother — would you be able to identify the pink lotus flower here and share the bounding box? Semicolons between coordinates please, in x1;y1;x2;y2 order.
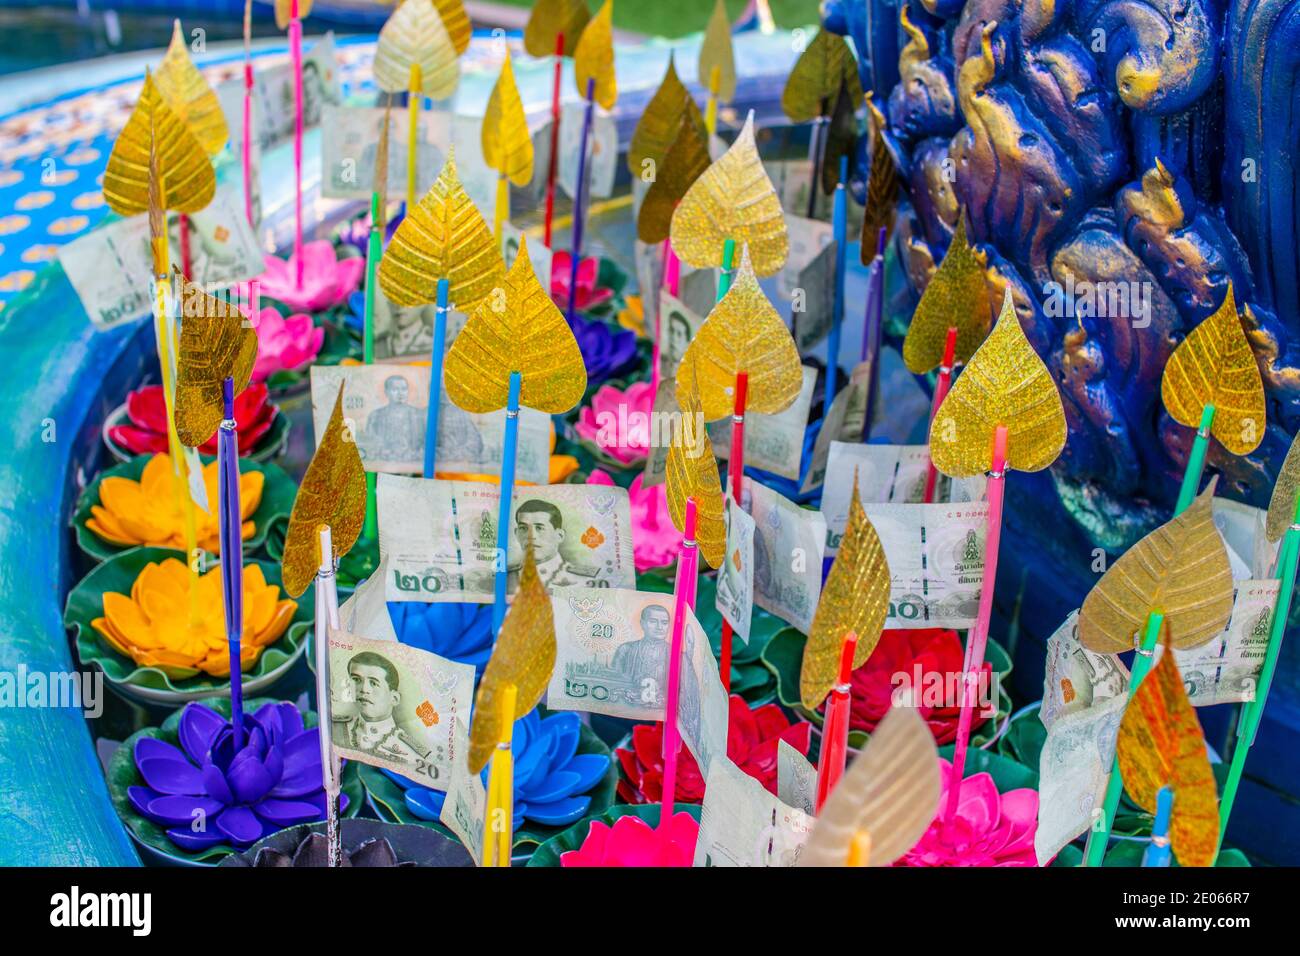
589;469;682;571
899;759;1038;867
575;381;655;465
551;251;613;313
561;811;699;867
249;307;325;382
255;240;364;312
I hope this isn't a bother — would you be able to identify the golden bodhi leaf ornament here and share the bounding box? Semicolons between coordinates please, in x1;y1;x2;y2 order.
274;0;313;30
929;288;1067;477
524;0;590;57
1161;282;1266;456
379;147;505;310
1266;430;1300;541
1116;630;1219;867
173;268;257;447
432;0;472;56
669;112;790;276
1079;481;1233;653
373;0;460;99
665;373;726;568
698;0;736;103
859;93;901;258
902;213;989;373
154;20;228;157
469;549;556;773
798;704;941;867
104;71;215;217
636;97;710;244
280;386;367;598
801;476;891;709
574;0;617;110
628;54;705;178
782;27;863;123
444;236;586;414
482;50;534;187
674;248;803;421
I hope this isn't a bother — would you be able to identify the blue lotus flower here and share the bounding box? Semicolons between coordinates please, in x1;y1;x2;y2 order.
381;710;609;829
345;290;366;336
390;601;495;676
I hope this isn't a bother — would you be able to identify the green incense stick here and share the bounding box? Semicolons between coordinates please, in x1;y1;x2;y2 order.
1174;404;1216;513
362;192;382;540
717;238;736;299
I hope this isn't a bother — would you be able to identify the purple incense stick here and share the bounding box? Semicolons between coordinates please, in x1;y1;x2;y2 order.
566;77;597;324
859;226;887;443
218;375;245;748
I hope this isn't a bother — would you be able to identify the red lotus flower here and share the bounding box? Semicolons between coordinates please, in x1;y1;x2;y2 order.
827;629;992;745
108;383;276;457
551;251;613;313
617;695;811;804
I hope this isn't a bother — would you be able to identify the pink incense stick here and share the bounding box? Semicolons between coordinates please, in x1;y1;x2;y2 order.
242;0;254;227
290;0;304;289
814;630;858;812
943;424;1008;824
922;327;959;504
659;497;699;831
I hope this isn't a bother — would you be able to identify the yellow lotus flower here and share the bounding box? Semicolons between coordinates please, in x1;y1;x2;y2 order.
92;558;295;679
617;295;646;335
87;453;264;553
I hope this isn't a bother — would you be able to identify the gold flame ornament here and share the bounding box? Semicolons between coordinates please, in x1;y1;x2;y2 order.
697;0;736;104
781;27;863;123
443;236;586;414
1078;482;1233;653
858;94;901;254
628;54;705;178
636;97;710;244
524;0;591;57
665;373;726;568
373;0;460;99
573;0;617;110
929;288;1067;477
154;20;228;157
468;549;557;773
801;475;891;708
274;0;313;30
379;147;505;310
1160;283;1266;456
173;268;257;447
902;213;989;373
1266;430;1300;541
669;112;789;276
104;71;215;217
482;50;534;187
1116;629;1220;867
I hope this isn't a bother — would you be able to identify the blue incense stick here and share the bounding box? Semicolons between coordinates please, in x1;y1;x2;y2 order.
859;226;887;442
423;277;450;478
566;77;596;324
825;156;848;415
217;376;245;748
492;371;523;633
1143;787;1174;866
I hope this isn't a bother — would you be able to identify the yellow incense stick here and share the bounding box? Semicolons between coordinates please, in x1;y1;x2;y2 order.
407;63;422;207
846;830;872;867
482;682;517;867
494;172;508;245
705;65;720;136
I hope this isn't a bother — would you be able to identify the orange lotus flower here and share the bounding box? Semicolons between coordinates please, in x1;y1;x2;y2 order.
87;453;264;553
92;558;296;679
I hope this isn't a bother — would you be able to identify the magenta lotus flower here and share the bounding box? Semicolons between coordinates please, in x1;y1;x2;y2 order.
255;240;364;312
899;759;1038;867
576;381;655;465
561;811;698;867
551;251;613;313
589;469;682;571
249;307;325;382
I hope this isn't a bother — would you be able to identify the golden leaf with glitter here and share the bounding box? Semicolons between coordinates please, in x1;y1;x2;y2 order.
280;385;367;599
1266;431;1300;541
173;268;257;447
782;27;863;123
902;213;989;373
929;288;1066;477
154;20;228;157
469;549;556;773
274;0;313;30
379;147;505;310
1161;283;1266;456
482;50;534;186
697;0;736;103
1079;482;1233;653
444;236;586;414
859;93;900;255
523;0;590;57
798;705;940;867
669;112;789;276
637;100;711;245
573;0;617;110
628;54;706;177
373;0;460;98
665;374;726;568
433;0;472;56
674;248;802;421
1117;629;1219;867
104;72;215;216
801;477;891;709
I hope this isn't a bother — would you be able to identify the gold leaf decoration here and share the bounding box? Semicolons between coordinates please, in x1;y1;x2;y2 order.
274;0;314;30
373;0;460;99
1078;482;1233;653
280;385;367;599
929;288;1067;477
674;248;803;421
637;102;711;245
1160;283;1266;456
573;0;617;110
523;0;591;57
444;236;586;414
781;27;863;123
174;267;257;447
698;0;737;103
902;213;989;373
1116;631;1219;867
798;705;941;866
669;112;790;276
104;72;215;217
665;374;726;568
379;147;505;310
1266;430;1300;542
859;94;901;255
628;54;705;177
154;20;228;157
468;549;556;773
801;477;891;709
433;0;472;56
820;78;858;197
482;50;534;186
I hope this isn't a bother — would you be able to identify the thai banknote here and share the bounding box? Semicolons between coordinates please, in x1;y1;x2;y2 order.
694;756;813;867
1213;499;1278;580
777;739;816;816
821;441;987;524
709;365;817;481
801;363;872;493
678;606;730;781
326;631;476;792
338;555;398;643
309;364;550;482
448;115;500;221
558;103;617;201
640;379;680;488
1177;577;1280;707
369;290;470;362
319;103;450;202
379;475;635;602
502;221;552;288
716;498;756;643
217;33;340;153
749;479;826;633
764;160;817;232
440;751;486;865
634;239;664;337
678;265;719;319
791;239;836;351
1040;610;1128;732
656;293;706;384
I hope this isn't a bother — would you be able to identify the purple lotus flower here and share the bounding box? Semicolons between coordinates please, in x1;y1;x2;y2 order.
568;313;638;386
128;701;345;851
